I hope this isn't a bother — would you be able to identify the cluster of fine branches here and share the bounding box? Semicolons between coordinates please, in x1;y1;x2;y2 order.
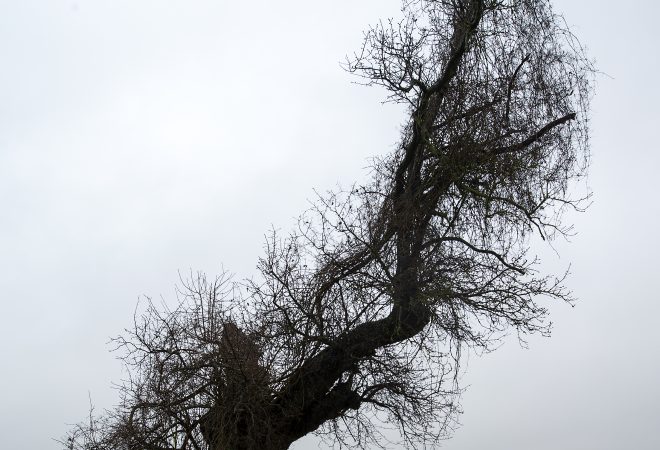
63;1;593;449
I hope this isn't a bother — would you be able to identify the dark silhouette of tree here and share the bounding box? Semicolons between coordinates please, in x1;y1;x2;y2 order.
63;0;592;448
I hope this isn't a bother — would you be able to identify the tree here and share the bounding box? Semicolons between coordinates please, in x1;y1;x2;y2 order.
63;0;592;449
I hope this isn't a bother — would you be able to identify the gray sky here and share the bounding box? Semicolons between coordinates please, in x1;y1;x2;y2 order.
0;1;658;449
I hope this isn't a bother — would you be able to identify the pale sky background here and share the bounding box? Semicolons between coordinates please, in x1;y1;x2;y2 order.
0;1;658;449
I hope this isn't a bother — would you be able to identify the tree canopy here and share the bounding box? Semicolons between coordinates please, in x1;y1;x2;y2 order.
64;1;592;449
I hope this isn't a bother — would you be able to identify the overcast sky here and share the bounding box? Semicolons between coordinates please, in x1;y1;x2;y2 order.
0;1;658;449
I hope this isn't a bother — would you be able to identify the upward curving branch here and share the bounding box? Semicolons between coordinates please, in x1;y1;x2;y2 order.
63;1;592;449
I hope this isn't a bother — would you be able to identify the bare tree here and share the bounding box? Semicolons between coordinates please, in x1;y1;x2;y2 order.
63;0;592;449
